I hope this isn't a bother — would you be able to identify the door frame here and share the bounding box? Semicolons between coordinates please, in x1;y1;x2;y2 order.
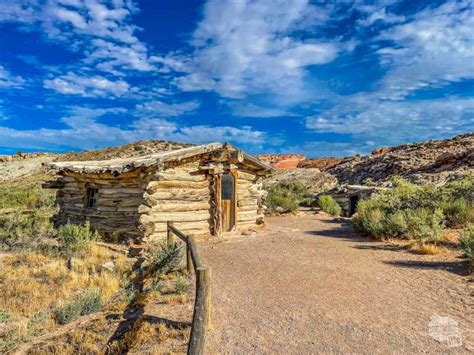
215;169;238;234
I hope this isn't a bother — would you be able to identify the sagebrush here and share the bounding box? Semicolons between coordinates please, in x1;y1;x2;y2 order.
265;182;309;213
317;195;342;216
352;177;473;244
460;224;474;263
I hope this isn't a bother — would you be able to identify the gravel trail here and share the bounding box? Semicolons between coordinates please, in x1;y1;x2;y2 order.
200;213;473;353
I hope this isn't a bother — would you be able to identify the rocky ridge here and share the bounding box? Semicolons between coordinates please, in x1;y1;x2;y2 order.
327;133;473;185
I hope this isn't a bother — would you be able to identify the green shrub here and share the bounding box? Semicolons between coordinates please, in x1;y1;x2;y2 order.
405;208;444;245
54;288;102;324
317;195;342;216
460;224;474;262
151;280;165;293
384;210;408;238
57;222;100;254
0;185;55;210
352;200;386;239
174;276;191;294
265;182;309;213
0;309;11;323
0;208;54;250
439;199;471;228
0;184;56;250
148;242;183;275
352;177;473;242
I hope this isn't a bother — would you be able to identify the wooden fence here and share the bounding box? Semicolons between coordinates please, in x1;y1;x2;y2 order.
166;221;211;355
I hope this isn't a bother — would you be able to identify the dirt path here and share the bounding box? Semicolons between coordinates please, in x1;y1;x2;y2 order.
201;213;473;353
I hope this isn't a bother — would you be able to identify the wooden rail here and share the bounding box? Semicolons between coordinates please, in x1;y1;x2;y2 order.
167;221;211;355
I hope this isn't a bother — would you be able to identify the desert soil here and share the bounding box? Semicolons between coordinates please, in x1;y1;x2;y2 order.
201;212;473;353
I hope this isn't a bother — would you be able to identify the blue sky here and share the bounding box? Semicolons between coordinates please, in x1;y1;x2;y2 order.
0;0;472;157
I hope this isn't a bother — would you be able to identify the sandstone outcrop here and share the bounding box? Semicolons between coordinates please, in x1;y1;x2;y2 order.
256;154;306;169
327;133;473;185
297;157;343;171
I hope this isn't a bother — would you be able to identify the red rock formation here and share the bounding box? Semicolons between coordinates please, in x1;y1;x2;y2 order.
256;154;306;169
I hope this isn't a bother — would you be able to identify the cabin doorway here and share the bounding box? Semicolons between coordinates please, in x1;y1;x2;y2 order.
349;195;359;217
221;172;236;232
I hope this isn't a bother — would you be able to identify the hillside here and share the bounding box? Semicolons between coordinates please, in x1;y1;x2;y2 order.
0;140;193;183
260;133;473;186
60;140;193;161
327;133;473;185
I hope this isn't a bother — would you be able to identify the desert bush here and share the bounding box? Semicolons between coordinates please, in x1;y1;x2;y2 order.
150;280;165;293
317;195;342;216
0;208;54;250
439;199;471;228
57;222;100;254
54;288;102;324
460;224;474;262
384;210;408;238
352;199;386;239
0;184;56;250
353;177;473;242
405;208;444;245
265;182;309;213
174;276;191;295
148;242;183;275
0;185;55;210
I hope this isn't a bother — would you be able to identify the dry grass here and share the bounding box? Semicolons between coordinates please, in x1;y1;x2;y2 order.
408;243;449;255
164;294;189;304
108;316;185;353
0;244;132;352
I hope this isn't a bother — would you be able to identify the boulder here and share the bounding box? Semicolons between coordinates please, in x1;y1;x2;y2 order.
372;147;392;155
434;152;458;166
0;155;12;163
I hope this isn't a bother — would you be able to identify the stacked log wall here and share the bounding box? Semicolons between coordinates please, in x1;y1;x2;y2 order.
236;170;266;230
141;162;212;242
55;171;147;240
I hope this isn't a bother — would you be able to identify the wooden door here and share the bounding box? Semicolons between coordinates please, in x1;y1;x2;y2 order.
221;172;236;231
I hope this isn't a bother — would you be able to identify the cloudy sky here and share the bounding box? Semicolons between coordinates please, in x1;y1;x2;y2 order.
0;0;472;156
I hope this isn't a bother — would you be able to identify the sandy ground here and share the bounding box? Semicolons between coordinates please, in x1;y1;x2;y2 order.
201;212;473;354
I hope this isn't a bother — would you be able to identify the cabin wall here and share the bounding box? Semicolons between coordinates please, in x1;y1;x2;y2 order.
140;162;212;242
54;171;148;240
235;170;266;231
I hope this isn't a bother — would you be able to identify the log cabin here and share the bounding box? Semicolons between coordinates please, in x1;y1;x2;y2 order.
45;143;272;242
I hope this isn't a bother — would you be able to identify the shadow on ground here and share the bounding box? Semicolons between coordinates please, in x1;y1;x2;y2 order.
305;229;366;242
384;260;470;277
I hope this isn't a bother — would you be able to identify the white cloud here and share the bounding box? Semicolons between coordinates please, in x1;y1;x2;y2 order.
376;0;474;100
0;106;268;150
0;0;154;75
44;72;131;97
229;103;297;118
0;65;26;88
167;0;340;101
86;39;154;74
304;1;474;151
357;7;404;27
306;96;474;147
136;100;200;117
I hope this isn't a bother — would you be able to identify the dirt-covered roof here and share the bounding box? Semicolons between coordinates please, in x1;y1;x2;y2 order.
46;142;272;175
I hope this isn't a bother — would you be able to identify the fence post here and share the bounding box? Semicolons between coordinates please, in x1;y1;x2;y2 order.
167;221;174;246
186;235;194;274
188;267;211;355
